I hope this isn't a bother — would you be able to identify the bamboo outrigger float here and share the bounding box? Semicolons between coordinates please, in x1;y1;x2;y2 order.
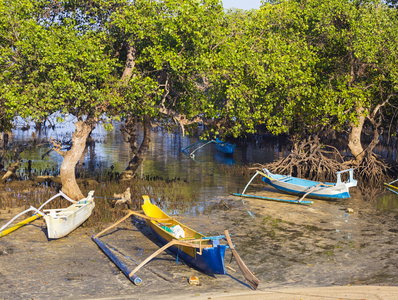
0;207;42;237
92;236;142;286
384;179;398;194
0;190;95;239
233;192;313;205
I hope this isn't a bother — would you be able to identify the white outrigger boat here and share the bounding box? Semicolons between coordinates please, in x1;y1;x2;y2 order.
0;190;95;239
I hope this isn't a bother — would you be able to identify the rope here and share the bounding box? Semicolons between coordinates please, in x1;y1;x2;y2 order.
93;196;122;200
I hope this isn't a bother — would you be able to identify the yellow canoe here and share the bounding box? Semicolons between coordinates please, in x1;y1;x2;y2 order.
141;195;227;274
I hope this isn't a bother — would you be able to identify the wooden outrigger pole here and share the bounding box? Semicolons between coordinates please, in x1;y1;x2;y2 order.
224;230;259;290
181;140;204;153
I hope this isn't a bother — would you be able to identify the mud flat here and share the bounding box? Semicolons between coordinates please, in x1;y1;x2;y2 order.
1;189;397;299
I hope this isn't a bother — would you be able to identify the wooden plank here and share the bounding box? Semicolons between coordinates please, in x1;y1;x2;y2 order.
224;230;259;290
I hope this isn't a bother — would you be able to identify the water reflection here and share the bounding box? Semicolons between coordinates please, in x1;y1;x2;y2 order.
376;193;398;212
214;152;235;165
5;116;398;211
6;117;280;201
136;130;280;201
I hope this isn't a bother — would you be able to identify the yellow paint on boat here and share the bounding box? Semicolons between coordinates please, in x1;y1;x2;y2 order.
141;195;212;258
385;183;398;192
0;214;41;238
256;170;274;181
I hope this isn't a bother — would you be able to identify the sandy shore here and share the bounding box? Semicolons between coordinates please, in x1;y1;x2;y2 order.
177;286;398;300
1;190;397;299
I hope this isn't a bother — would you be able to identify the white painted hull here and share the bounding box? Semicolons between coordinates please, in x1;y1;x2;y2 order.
261;168;357;200
43;193;95;239
263;177;350;199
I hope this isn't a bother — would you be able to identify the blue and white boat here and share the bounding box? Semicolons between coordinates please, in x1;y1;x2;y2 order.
261;168;357;200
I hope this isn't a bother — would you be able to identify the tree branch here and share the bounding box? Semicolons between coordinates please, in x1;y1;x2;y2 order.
51;138;66;157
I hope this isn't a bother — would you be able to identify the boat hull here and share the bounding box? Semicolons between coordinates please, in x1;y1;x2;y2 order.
262;176;350;200
215;138;236;154
44;200;95;239
215;143;236;154
148;225;227;274
142;198;226;275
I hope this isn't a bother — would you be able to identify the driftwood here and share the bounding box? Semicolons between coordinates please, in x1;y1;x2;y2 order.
113;187;132;206
1;135;51;183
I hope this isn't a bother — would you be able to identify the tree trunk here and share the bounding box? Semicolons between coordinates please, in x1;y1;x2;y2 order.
348;108;366;164
366;127;381;155
0;132;4;169
60;118;96;200
121;42;136;83
120;116;151;180
1;145;24;181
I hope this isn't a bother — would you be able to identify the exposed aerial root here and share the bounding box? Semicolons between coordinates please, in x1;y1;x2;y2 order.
251;136;395;188
253;136;349;183
356;152;394;187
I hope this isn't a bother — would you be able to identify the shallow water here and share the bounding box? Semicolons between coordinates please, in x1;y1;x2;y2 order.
4;115;398;212
7;116;281;197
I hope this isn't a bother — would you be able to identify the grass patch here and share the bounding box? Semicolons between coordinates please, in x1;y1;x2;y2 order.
1;175;200;231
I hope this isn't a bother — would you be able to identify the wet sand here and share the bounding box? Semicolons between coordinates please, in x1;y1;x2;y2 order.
1;187;397;299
